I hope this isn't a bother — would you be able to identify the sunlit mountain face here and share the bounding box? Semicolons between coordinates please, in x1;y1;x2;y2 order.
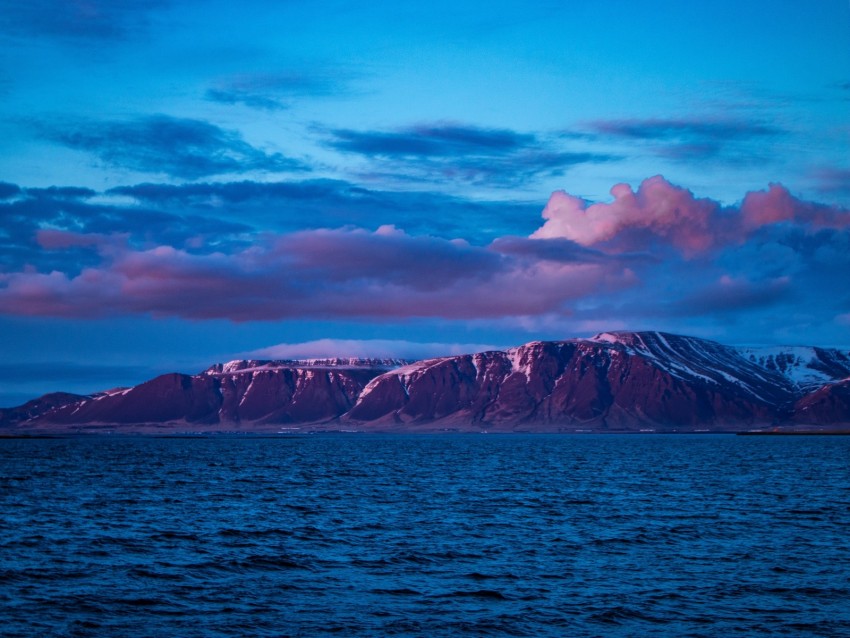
3;332;848;432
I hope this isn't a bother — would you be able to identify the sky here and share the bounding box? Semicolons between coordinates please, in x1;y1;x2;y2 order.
1;0;849;405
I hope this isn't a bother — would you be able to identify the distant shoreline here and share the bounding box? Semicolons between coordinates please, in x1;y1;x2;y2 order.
3;430;850;439
736;431;850;436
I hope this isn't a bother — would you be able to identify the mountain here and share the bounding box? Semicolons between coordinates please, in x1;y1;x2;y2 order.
3;333;849;433
2;358;406;433
345;332;849;431
793;379;850;426
0;392;89;428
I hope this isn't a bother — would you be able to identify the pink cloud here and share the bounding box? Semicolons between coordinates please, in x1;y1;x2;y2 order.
532;177;722;255
533;176;850;257
7;177;846;329
36;229;128;252
739;184;796;230
0;226;634;321
741;183;850;230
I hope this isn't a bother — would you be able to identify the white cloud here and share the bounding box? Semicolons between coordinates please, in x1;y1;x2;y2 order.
247;338;501;360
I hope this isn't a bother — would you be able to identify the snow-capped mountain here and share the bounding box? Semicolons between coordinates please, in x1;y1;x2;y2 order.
345;333;799;428
3;332;849;433
734;346;850;391
204;358;410;375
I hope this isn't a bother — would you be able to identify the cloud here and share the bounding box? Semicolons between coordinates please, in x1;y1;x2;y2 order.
205;89;288;111
0;182;22;200
670;275;792;316
488;235;641;265
589;117;783;161
328;124;536;157
26;186;97;200
324;123;616;187
811;168;850;196
206;71;352;110
39;115;309;179
593;118;780;141
248;339;500;360
275;225;502;290
0;0;168;42
0;226;631;321
739;185;850;230
36;229;121;250
107;178;543;242
0;182;253;274
0;177;544;277
533;176;850;256
3;176;848;346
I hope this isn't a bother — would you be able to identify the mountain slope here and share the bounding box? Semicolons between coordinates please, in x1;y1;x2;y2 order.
793;378;850;425
345;333;801;430
0;392;88;428
735;346;850;392
18;359;402;432
3;333;849;433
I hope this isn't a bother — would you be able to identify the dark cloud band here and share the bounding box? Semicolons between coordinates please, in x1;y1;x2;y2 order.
37;115;309;179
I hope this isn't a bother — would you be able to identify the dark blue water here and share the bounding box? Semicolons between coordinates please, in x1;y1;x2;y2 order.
1;435;849;637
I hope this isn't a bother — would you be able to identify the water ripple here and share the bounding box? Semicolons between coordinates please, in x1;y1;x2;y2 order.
1;434;849;637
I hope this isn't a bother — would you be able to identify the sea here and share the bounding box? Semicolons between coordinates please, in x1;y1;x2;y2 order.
1;434;849;637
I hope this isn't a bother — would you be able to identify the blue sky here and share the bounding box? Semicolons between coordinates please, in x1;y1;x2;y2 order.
1;0;849;405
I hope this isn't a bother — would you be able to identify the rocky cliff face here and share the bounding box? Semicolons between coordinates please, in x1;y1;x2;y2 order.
345;334;799;430
3;333;849;433
212;366;378;424
0;392;88;427
793;379;850;425
33;363;386;430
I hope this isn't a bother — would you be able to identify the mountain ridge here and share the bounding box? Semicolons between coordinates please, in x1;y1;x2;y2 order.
3;331;849;433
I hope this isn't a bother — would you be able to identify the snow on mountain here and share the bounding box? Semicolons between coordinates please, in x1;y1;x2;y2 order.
204;358;410;375
346;334;798;429
4;332;849;432
734;346;850;391
587;331;850;392
586;331;795;404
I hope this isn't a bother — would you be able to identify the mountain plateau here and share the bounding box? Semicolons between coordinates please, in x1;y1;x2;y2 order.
2;333;849;433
